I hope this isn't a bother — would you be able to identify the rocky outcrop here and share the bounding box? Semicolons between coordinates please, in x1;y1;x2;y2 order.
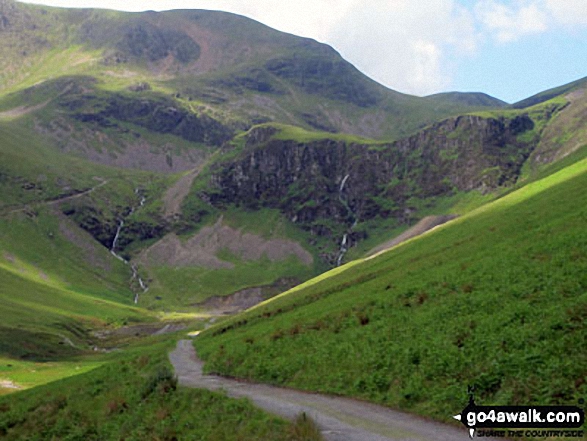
204;114;538;242
60;92;234;147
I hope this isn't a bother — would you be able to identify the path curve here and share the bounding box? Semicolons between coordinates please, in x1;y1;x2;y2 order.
170;340;490;441
1;178;107;216
367;215;457;258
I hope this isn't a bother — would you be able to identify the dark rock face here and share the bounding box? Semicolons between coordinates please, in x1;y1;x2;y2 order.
62;203;168;257
63;92;234;147
118;22;201;63
211;68;285;95
205;115;537;237
62;205;118;249
103;95;233;146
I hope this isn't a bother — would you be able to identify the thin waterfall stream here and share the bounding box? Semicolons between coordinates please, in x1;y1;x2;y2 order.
109;189;148;304
336;174;357;266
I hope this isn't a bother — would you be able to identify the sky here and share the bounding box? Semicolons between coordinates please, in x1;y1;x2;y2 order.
17;0;587;103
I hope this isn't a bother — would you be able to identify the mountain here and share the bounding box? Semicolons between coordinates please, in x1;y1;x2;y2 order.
512;76;587;109
0;0;505;141
425;91;508;108
1;0;586;314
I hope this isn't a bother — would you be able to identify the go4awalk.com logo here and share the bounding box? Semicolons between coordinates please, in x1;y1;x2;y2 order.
453;395;585;438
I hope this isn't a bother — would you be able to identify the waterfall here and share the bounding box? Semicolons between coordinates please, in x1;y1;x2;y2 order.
336;174;357;267
110;220;125;261
339;174;350;193
109;189;149;303
336;234;348;266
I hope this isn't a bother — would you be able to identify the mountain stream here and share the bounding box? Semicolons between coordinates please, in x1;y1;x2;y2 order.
110;189;148;304
336;174;357;266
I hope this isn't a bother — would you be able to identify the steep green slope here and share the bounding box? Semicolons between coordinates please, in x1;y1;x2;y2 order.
524;89;587;170
425;91;507;108
196;157;587;422
0;95;323;313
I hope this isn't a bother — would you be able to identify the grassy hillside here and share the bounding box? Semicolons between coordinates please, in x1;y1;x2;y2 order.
0;338;322;440
195;157;587;423
0;113;160;361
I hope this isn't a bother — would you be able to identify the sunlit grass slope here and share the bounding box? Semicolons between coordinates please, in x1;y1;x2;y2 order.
0;355;103;396
196;157;587;422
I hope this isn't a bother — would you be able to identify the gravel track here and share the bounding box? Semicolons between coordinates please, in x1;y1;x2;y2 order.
170;339;489;441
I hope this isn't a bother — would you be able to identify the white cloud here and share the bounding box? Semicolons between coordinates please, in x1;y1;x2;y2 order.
545;0;587;26
475;0;548;42
326;0;477;95
474;0;587;42
410;40;445;93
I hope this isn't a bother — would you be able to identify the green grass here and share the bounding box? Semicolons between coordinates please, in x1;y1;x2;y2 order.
0;259;148;360
195;157;587;427
0;356;103;395
265;123;383;145
344;188;498;261
145;256;316;308
0;338;322;440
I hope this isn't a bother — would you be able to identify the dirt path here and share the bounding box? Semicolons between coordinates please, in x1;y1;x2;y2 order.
0;101;50;120
2;178;107;216
170;340;487;441
367;215;457;258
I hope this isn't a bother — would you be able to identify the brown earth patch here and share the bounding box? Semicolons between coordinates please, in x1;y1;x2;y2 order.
0;379;21;390
195;287;265;315
137;216;313;269
163;164;205;219
63;139;206;174
566;88;586;102
179;20;256;75
2;252;15;263
367;215;457;257
532;88;587;165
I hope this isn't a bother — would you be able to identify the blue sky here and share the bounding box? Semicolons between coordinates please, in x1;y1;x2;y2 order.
18;0;587;103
